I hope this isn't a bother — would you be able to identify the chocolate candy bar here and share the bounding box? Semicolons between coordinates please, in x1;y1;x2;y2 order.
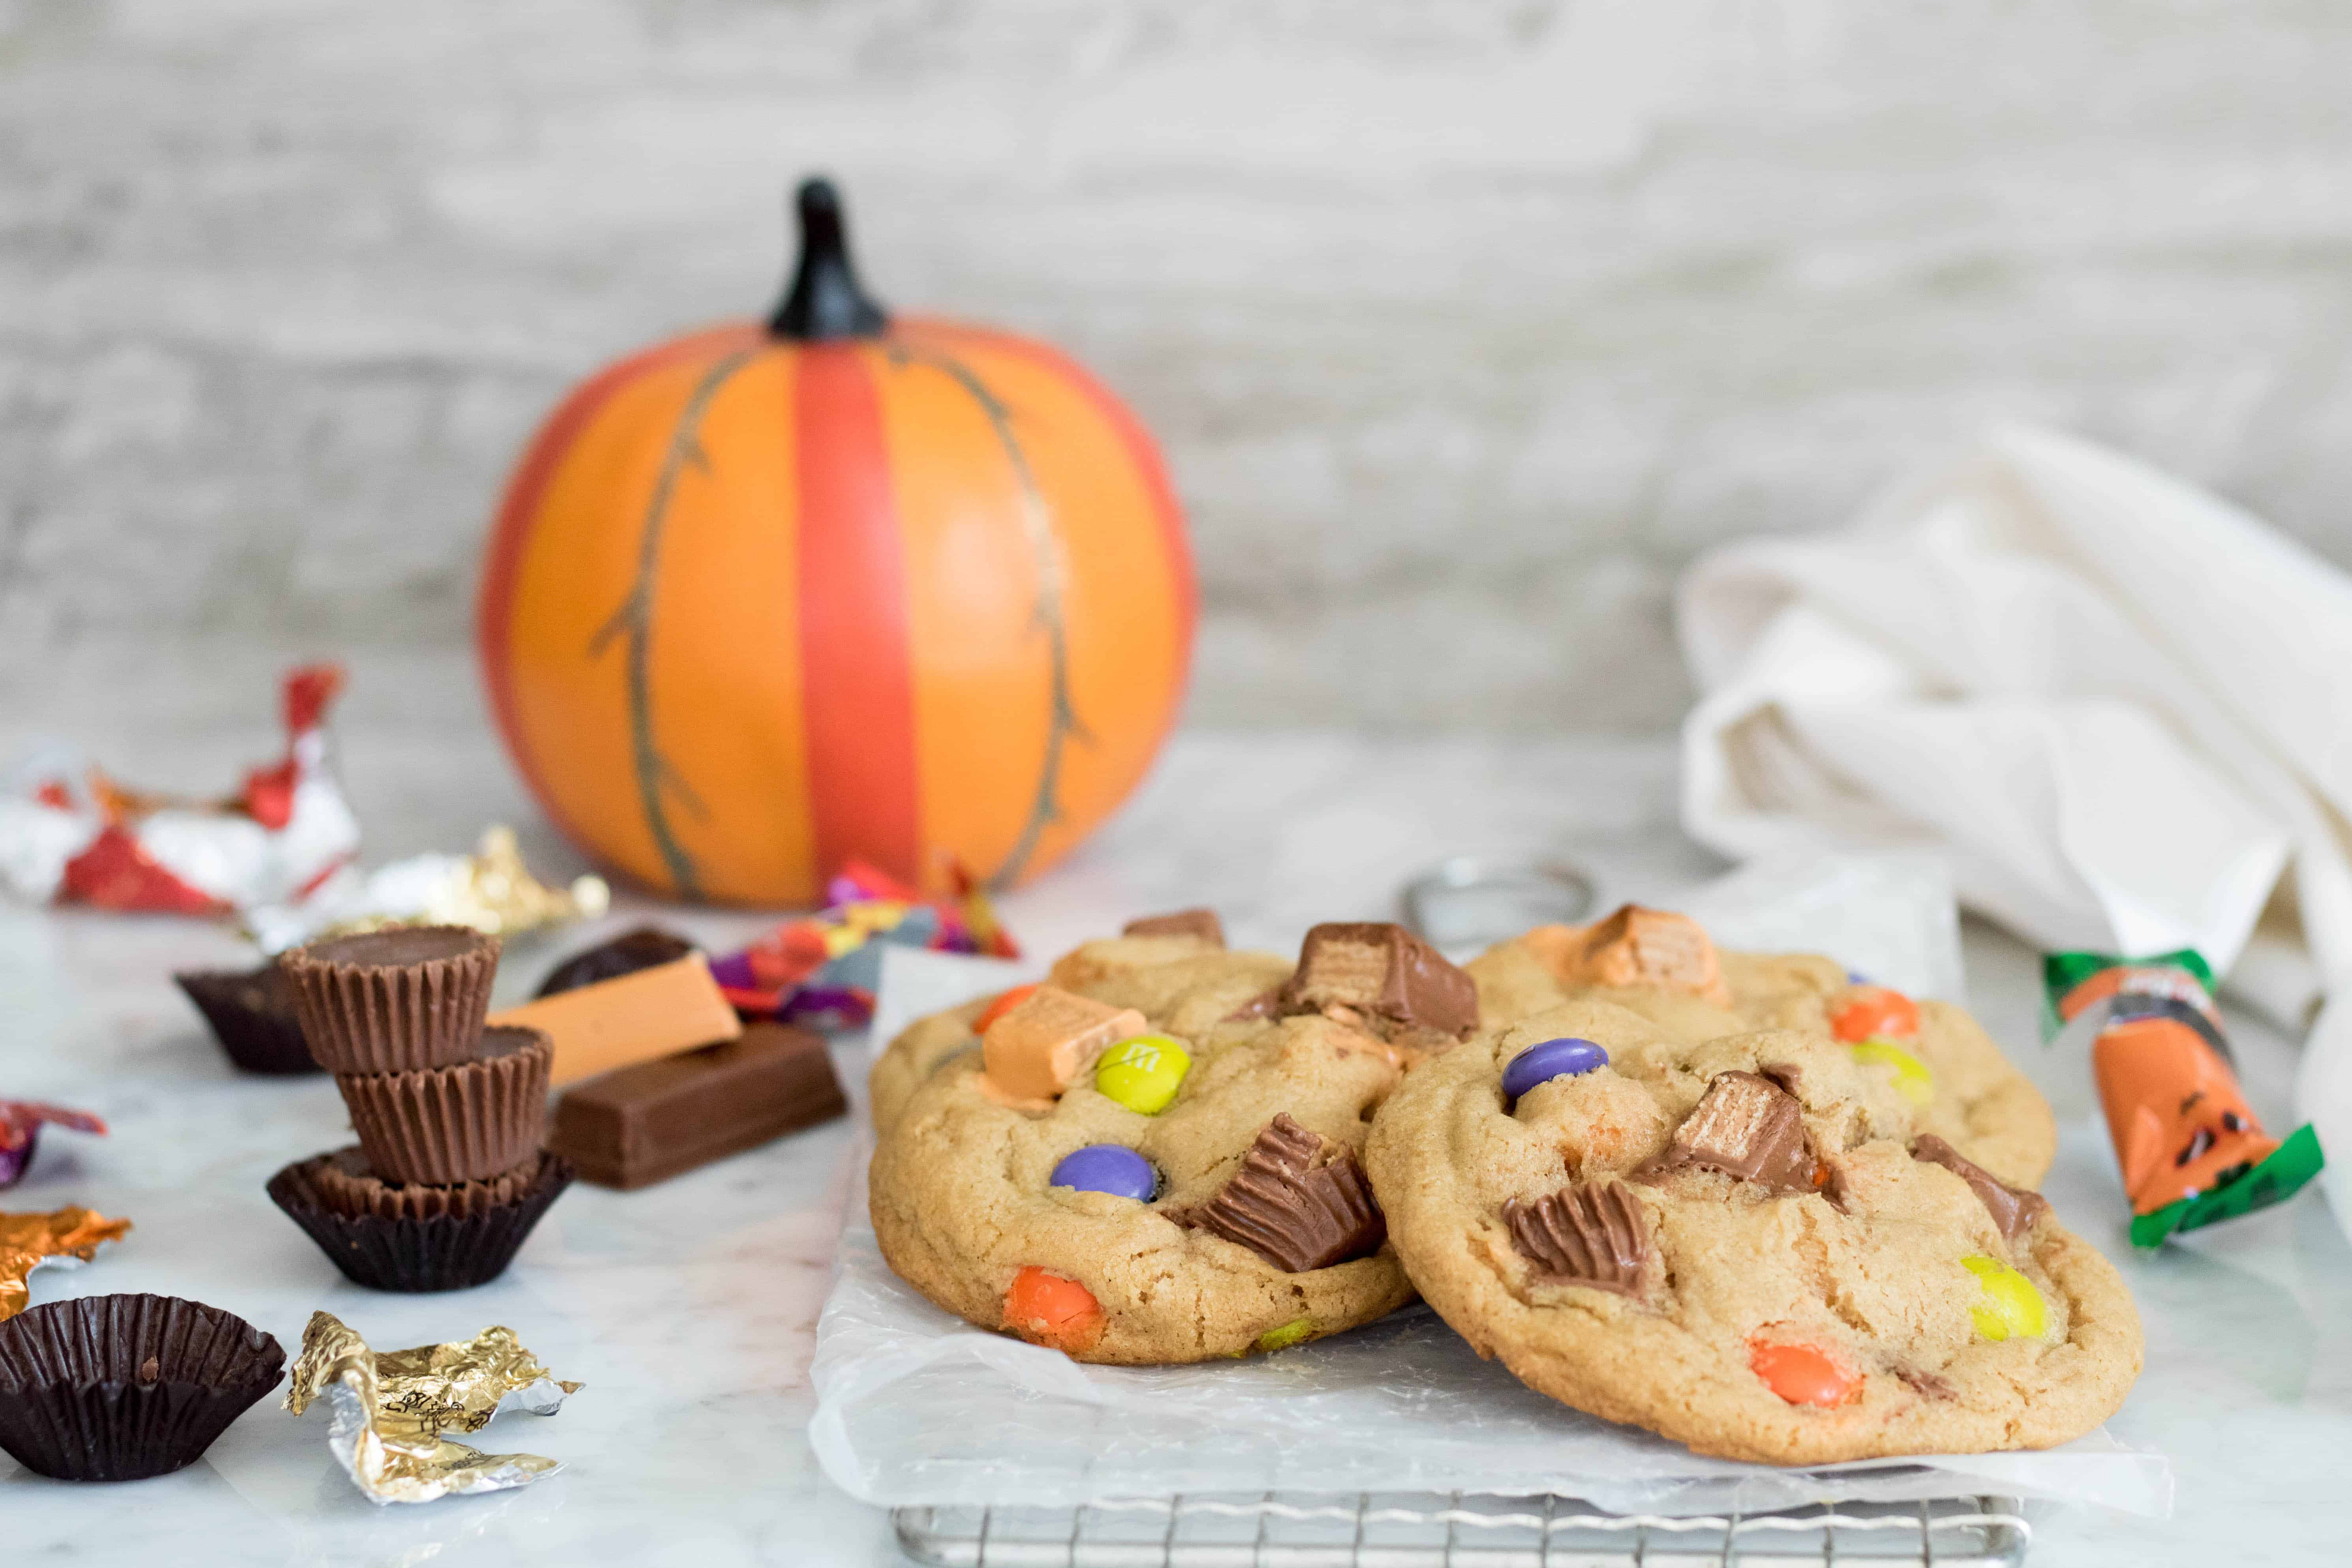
1911;1134;2049;1244
1504;1179;1649;1294
1179;1114;1385;1272
1276;922;1477;1039
549;1023;846;1189
1120;909;1225;946
1646;1069;1817;1192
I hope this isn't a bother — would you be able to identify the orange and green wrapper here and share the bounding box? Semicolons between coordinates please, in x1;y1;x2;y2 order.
2043;949;2324;1247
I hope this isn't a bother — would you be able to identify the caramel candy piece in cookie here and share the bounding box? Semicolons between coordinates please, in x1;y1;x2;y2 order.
1184;1114;1385;1271
1525;905;1732;1008
981;986;1147;1106
1649;1069;1817;1192
1122;908;1225;946
1912;1134;2050;1244
1504;1179;1650;1295
1277;923;1477;1040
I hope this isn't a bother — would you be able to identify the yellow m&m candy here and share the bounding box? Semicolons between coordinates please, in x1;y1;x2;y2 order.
1094;1035;1191;1114
1851;1038;1934;1107
1961;1254;2047;1340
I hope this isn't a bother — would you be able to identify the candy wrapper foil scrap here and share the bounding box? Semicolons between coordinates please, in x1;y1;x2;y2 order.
2045;949;2324;1247
248;826;609;954
0;665;357;916
283;1311;580;1505
710;858;1017;1029
0;1101;107;1189
0;1206;131;1320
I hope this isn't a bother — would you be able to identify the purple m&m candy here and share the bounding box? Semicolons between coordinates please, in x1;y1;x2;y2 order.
1049;1144;1158;1202
1501;1037;1608;1103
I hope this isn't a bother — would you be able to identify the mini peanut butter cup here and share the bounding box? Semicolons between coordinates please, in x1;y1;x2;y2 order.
282;925;500;1075
336;1025;551;1185
267;1149;574;1293
175;961;321;1076
0;1294;285;1482
307;1145;541;1222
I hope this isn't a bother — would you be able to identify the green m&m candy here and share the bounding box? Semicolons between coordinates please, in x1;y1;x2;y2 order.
1960;1254;2046;1341
1851;1038;1934;1107
1254;1316;1314;1353
1094;1035;1191;1114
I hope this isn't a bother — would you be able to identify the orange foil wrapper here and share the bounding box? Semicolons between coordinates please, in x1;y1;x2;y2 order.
0;1206;132;1320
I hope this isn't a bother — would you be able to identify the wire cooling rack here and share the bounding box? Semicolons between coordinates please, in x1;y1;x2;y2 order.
892;1491;2030;1567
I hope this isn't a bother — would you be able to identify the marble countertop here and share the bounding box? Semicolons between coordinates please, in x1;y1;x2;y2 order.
3;714;2347;1566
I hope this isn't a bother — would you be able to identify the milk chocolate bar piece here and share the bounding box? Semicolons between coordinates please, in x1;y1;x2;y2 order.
1654;1070;1816;1192
1504;1179;1650;1294
549;1023;847;1190
1121;908;1226;946
1276;922;1477;1039
1181;1114;1385;1272
1912;1134;2050;1243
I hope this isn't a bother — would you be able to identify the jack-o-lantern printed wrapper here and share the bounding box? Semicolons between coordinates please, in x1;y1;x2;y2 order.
2044;949;2324;1247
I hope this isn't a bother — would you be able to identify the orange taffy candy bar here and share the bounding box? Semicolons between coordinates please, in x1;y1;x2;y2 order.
981;986;1146;1106
1524;905;1732;1008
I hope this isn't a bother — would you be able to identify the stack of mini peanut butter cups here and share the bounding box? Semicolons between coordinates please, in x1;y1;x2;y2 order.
265;926;573;1292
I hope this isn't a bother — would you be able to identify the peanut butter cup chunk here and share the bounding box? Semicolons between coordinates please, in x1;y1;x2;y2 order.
283;924;500;1074
307;1145;541;1222
336;1025;550;1185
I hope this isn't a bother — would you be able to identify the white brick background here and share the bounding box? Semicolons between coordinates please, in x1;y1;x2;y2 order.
6;0;2352;734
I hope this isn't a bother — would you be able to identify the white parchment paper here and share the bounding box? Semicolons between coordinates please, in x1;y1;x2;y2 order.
808;873;2172;1518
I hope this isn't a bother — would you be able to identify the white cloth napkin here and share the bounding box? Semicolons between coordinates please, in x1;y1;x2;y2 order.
1675;421;2352;1228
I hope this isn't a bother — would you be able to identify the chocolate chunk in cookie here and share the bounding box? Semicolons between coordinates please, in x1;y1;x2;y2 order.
1122;908;1226;946
1912;1133;2050;1243
1182;1113;1386;1271
1504;1179;1650;1294
1277;922;1478;1040
1650;1070;1818;1192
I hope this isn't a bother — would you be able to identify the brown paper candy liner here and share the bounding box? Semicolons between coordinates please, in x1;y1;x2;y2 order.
0;1293;285;1482
283;925;500;1075
307;1145;541;1222
175;963;321;1076
267;1150;574;1294
336;1025;551;1185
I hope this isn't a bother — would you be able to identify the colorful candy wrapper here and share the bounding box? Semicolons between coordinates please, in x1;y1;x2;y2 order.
246;825;610;954
709;859;1017;1029
0;666;357;916
2045;949;2325;1247
0;1102;107;1189
283;1310;580;1505
0;1206;131;1320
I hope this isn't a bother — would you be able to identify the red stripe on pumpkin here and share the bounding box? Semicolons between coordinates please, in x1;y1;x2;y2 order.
475;325;755;838
793;343;924;890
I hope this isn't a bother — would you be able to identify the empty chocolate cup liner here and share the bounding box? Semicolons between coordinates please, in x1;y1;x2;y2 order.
282;925;500;1075
335;1025;552;1185
267;1150;574;1293
0;1293;285;1482
175;963;321;1076
307;1145;539;1222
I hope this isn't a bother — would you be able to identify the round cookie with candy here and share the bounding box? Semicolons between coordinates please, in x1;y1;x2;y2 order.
1365;996;2142;1464
1466;905;2057;1187
867;913;1480;1363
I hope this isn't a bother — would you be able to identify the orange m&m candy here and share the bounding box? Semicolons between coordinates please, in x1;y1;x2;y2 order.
1748;1337;1861;1407
1832;986;1919;1043
1004;1266;1106;1354
976;983;1041;1034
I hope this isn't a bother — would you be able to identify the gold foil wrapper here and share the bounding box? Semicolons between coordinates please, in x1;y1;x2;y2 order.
263;826;611;948
283;1310;582;1505
0;1206;131;1320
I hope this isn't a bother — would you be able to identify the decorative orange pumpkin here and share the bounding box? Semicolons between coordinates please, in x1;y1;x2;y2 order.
477;178;1194;905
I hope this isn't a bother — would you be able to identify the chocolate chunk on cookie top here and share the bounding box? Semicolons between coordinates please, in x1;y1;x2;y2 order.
1183;1114;1387;1272
1278;922;1478;1040
1122;908;1226;946
1504;1180;1649;1294
1912;1134;2050;1243
1648;1069;1818;1192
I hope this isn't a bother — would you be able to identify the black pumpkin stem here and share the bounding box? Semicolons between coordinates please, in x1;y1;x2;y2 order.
770;177;889;340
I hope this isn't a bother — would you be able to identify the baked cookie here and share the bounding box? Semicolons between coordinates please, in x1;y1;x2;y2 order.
867;915;1478;1363
1365;997;2142;1464
1467;906;2056;1187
